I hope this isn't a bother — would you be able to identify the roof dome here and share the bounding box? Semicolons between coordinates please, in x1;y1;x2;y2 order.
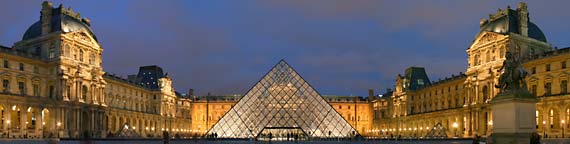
475;9;546;42
22;13;98;42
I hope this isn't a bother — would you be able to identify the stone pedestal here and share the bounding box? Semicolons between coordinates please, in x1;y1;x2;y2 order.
489;91;537;144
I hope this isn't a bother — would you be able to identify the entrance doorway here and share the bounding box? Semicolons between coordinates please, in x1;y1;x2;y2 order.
257;127;308;141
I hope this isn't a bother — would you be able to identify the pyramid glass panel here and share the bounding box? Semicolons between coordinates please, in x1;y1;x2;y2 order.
206;60;357;139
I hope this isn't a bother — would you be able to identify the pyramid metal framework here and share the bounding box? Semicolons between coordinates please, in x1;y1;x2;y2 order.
425;122;448;138
206;60;358;138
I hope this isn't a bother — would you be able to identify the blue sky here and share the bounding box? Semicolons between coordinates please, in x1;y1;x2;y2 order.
1;0;570;96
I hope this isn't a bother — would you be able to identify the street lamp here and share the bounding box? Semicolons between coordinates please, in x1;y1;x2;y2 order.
452;122;459;138
7;120;10;139
562;120;566;138
56;122;61;138
543;121;546;138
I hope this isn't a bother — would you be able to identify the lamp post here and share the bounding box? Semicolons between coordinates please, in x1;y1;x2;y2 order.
543;121;546;138
452;122;459;138
7;120;10;139
562;120;566;138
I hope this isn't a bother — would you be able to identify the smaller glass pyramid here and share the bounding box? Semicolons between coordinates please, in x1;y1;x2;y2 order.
114;123;141;138
206;60;357;139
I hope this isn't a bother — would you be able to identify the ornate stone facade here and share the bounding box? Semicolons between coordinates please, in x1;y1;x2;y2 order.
0;2;192;139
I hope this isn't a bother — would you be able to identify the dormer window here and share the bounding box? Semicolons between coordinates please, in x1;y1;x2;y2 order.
48;47;55;59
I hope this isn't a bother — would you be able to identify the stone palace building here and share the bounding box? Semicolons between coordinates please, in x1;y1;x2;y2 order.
0;1;568;140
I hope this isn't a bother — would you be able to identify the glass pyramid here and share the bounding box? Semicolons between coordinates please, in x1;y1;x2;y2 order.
206;60;357;139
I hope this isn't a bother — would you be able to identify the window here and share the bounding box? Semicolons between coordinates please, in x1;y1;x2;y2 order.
79;50;84;62
562;80;568;94
545;82;552;96
482;86;489;102
48;47;55;59
500;48;505;58
33;66;39;74
3;60;8;68
49;86;54;99
19;63;24;71
2;80;9;93
531;85;537;96
474;54;480;66
32;84;39;96
532;67;536;74
486;50;490;63
18;82;25;95
89;54;95;64
64;45;70;57
563;61;567;69
546;64;551;72
82;85;88;101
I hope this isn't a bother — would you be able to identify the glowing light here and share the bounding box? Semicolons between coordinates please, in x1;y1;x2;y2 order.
6;120;10;124
488;121;493;125
452;122;458;128
57;122;61;127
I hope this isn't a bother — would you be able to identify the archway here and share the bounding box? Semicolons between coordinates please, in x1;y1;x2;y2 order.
41;108;49;138
81;111;89;138
26;107;37;130
0;105;4;131
10;105;20;129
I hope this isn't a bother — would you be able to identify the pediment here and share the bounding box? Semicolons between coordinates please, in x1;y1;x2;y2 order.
469;32;506;50
67;31;101;48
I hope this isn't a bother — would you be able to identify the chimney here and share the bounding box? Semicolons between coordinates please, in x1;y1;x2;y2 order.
517;2;529;36
188;88;194;96
41;1;53;35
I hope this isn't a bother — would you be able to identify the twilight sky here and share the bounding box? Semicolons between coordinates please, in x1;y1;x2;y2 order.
1;0;570;96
